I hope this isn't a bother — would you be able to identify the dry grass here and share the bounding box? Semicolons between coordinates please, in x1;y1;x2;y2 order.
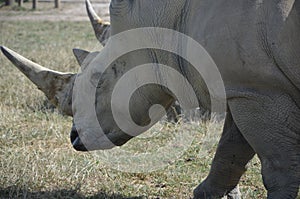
0;20;272;199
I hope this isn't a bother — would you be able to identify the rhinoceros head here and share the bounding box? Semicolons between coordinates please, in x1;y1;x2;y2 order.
1;0;188;151
70;0;191;150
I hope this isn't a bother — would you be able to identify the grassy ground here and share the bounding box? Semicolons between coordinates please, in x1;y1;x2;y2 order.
0;21;271;199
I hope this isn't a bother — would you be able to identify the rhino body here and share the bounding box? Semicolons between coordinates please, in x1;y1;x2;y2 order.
1;0;300;198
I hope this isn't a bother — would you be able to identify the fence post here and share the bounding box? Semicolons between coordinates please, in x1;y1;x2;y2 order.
32;0;38;9
54;0;60;8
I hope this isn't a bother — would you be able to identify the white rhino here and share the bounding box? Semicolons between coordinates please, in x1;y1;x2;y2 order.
1;0;300;198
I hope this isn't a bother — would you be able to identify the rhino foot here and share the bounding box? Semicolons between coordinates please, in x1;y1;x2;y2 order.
193;181;241;199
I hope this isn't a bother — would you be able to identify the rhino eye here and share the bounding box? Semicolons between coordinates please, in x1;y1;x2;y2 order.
110;0;131;15
110;0;128;8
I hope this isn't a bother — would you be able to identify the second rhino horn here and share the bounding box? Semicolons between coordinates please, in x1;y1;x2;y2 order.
86;0;111;45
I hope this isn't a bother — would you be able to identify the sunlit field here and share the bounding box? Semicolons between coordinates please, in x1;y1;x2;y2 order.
0;20;272;198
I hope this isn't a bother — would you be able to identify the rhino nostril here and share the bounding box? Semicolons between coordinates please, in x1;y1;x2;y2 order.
70;126;88;151
72;136;81;147
70;126;79;143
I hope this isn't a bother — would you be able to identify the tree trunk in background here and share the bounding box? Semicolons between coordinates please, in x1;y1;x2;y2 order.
18;0;23;7
54;0;60;9
6;0;14;6
32;0;37;9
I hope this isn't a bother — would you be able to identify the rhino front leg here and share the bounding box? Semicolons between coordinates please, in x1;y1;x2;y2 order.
193;111;255;199
229;92;300;199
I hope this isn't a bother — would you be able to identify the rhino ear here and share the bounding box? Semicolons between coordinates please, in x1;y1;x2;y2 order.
73;48;90;66
73;48;100;72
86;0;110;45
1;46;75;116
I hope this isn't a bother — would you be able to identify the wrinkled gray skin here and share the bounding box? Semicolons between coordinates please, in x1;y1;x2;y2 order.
1;0;300;198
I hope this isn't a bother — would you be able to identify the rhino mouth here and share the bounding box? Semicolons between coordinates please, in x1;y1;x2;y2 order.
70;126;88;152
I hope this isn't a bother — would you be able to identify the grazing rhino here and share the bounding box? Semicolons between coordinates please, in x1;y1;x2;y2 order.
1;0;300;199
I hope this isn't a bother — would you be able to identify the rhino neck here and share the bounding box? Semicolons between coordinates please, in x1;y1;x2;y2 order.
162;0;225;112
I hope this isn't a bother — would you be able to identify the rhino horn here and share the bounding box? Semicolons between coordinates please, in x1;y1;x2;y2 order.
1;46;75;116
86;0;110;45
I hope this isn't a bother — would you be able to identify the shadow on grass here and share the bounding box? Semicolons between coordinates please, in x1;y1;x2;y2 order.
0;186;144;199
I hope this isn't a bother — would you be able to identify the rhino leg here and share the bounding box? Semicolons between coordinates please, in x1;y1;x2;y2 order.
193;111;255;199
229;92;300;199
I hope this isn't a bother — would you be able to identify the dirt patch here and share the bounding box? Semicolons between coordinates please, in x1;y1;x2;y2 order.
0;0;110;21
